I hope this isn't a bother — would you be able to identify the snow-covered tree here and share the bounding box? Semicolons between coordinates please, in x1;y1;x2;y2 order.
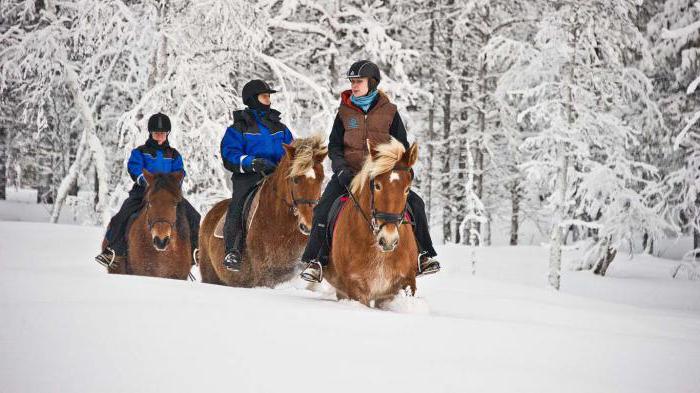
494;1;665;288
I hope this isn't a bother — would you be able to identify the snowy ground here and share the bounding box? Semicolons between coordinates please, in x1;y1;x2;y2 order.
1;202;699;393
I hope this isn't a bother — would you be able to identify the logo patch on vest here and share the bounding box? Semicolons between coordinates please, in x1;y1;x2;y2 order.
348;117;359;129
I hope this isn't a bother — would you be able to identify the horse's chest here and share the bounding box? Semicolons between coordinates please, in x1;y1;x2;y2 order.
367;255;393;296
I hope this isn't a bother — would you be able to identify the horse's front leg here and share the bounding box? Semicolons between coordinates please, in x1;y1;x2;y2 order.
344;280;371;307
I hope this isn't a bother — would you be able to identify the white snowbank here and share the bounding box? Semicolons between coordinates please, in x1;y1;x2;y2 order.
0;219;699;393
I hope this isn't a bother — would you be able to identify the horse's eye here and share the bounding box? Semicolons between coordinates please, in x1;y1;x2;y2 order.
293;177;300;184
374;182;382;191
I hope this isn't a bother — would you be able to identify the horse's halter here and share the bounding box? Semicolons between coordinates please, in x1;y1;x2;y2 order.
144;198;177;232
348;166;413;235
265;173;320;216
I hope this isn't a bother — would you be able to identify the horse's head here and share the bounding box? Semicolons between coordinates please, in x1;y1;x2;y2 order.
142;169;184;252
278;135;328;235
351;138;418;252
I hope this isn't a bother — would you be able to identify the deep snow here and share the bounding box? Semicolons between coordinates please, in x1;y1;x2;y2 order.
1;209;699;393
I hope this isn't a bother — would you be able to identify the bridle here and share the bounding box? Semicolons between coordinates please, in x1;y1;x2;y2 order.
265;174;320;216
346;165;413;235
144;199;177;232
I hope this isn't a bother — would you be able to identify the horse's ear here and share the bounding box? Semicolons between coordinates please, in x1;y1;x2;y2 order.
314;149;328;163
406;143;418;167
283;143;296;158
366;139;377;160
172;170;185;185
142;169;155;185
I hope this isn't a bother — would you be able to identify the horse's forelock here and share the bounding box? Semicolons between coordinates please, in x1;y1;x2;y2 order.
148;173;182;199
350;137;406;194
287;134;327;179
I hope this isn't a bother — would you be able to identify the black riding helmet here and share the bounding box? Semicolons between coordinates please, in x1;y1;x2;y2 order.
147;113;171;133
242;79;278;107
347;60;381;91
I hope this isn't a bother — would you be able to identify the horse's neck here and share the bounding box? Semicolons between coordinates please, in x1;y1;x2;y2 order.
259;170;291;218
346;187;375;242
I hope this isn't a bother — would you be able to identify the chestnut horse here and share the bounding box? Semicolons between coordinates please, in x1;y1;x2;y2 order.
106;170;193;279
324;138;419;307
199;135;327;287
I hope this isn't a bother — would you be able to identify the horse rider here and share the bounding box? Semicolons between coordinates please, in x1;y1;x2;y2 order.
299;60;441;283
219;79;294;272
95;113;201;267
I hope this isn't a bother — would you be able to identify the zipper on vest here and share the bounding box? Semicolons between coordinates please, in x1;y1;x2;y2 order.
364;114;369;153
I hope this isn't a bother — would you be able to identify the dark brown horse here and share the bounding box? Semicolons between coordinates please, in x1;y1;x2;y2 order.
199;135;327;287
324;138;419;308
106;170;193;279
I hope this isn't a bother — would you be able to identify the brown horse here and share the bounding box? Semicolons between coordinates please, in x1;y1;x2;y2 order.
199;135;327;287
106;170;193;279
324;138;419;308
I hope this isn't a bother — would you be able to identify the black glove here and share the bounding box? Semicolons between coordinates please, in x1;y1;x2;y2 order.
337;169;354;188
251;158;277;176
136;174;148;187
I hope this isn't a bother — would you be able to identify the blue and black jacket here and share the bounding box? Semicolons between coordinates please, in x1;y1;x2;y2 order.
220;108;294;174
127;138;185;187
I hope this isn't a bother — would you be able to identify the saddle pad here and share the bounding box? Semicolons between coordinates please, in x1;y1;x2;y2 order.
214;186;262;239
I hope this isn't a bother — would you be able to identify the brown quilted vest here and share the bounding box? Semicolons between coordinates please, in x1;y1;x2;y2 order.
337;91;397;172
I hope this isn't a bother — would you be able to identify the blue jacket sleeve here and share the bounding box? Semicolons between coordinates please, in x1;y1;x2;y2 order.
221;126;254;173
283;128;294;145
171;151;186;177
127;148;145;184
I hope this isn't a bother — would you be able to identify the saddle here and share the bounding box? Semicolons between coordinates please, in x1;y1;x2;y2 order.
214;185;262;239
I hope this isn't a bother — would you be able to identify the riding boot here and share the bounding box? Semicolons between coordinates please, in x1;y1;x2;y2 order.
417;252;441;277
223;230;245;272
300;260;323;283
95;247;116;268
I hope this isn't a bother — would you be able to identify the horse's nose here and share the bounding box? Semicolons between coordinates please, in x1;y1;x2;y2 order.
153;235;170;251
299;223;310;235
378;236;398;252
378;232;399;252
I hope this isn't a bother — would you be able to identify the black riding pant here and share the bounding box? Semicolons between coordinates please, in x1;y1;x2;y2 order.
224;173;262;254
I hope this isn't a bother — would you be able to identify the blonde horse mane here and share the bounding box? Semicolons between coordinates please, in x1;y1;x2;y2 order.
350;137;406;194
287;133;328;179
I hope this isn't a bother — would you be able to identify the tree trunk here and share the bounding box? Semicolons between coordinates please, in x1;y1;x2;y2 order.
50;62;109;224
642;232;654;254
441;2;454;242
0;123;6;200
425;5;437;225
593;237;617;276
548;155;568;290
510;180;520;245
549;13;578;290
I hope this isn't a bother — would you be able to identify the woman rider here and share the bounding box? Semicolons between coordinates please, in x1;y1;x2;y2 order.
219;79;294;271
299;60;440;283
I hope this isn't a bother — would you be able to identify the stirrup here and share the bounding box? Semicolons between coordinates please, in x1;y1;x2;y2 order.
192;248;199;266
300;261;323;283
95;248;116;268
223;251;242;272
417;255;440;277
